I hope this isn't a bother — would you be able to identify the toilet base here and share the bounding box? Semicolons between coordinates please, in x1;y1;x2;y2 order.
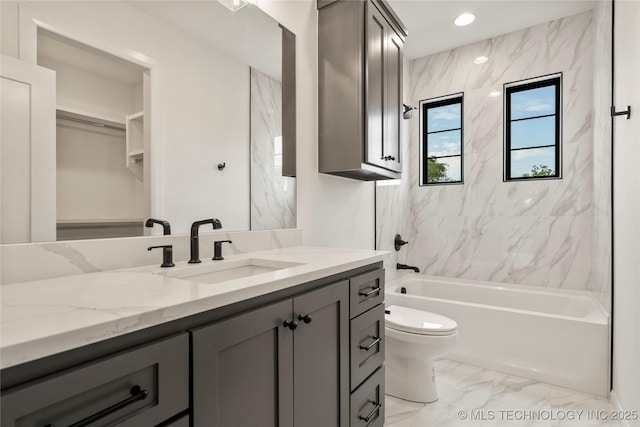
386;353;439;403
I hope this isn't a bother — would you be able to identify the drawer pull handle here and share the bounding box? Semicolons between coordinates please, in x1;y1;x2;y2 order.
60;385;148;427
359;337;382;351
358;287;380;298
358;402;382;423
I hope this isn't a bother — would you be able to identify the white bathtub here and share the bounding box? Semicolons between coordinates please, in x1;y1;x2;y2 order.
385;275;609;396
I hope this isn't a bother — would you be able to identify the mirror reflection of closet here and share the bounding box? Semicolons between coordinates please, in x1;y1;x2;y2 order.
37;29;151;240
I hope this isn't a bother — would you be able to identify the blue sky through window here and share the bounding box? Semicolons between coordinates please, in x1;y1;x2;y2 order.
427;130;461;157
510;116;556;149
510;85;556;120
427;103;461;132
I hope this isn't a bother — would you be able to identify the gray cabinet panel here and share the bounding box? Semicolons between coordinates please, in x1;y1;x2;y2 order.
366;4;386;170
350;269;385;319
294;280;350;427
350;305;385;390
191;299;294;427
1;334;189;427
281;26;296;178
350;367;385;427
385;30;403;173
162;414;189;427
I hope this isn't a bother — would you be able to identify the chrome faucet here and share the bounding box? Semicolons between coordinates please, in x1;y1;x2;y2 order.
189;219;222;263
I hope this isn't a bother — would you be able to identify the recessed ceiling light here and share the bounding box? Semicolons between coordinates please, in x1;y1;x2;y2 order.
489;91;501;98
455;13;476;26
474;56;488;65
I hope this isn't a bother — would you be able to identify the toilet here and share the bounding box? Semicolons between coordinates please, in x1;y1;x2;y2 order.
385;305;457;403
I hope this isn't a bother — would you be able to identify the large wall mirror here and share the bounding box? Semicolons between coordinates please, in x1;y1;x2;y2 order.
0;0;296;244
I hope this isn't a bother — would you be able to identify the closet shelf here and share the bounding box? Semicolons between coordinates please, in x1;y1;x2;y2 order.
56;105;126;129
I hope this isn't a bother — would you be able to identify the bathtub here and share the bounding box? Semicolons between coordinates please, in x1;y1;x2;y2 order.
385;275;609;396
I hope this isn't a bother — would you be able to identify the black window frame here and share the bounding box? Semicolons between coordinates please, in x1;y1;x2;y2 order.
504;73;562;181
419;93;464;186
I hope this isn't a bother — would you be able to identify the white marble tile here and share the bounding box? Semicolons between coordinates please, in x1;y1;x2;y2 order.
0;229;303;284
250;68;296;231
469;151;508;217
466;217;510;282
386;359;617;427
437;217;472;277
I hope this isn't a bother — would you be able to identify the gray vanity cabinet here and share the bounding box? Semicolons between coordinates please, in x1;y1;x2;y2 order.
191;280;350;427
0;334;189;427
318;0;407;181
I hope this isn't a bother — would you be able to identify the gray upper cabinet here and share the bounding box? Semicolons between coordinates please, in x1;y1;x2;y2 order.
318;0;407;181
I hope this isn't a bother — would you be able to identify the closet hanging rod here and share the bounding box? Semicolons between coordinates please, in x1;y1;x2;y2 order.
57;114;126;131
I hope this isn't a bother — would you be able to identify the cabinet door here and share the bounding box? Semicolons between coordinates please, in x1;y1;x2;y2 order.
384;28;403;173
191;300;294;427
365;2;387;170
293;280;350;427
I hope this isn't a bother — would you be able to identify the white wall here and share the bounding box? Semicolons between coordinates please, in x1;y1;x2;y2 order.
612;0;640;421
56;120;144;221
257;0;376;250
38;55;139;120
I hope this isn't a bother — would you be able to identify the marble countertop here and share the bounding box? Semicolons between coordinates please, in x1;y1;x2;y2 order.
1;246;387;369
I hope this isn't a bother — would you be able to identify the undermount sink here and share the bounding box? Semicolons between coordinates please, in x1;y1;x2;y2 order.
157;258;303;284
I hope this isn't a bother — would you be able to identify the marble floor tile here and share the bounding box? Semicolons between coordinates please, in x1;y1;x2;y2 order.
385;359;616;427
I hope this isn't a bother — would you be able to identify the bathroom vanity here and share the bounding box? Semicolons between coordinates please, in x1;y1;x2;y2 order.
0;247;387;427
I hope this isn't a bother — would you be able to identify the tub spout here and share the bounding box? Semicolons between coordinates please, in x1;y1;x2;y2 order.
397;263;420;273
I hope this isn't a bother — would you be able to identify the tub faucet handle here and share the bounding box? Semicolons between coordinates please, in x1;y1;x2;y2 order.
394;234;409;251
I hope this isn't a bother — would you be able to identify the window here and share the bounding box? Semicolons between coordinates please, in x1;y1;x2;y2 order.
420;94;464;185
504;74;562;180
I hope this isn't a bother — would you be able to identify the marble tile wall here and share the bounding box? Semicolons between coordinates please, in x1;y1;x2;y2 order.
0;228;303;284
378;11;612;307
250;68;297;231
591;1;612;313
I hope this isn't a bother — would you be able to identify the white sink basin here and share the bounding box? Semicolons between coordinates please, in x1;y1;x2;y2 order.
157;258;303;284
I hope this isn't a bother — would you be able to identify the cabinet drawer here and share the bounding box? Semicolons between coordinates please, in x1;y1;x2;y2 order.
350;304;385;390
1;334;189;427
350;367;385;427
349;269;384;318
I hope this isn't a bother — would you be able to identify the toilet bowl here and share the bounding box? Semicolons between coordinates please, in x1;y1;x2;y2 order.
385;305;457;403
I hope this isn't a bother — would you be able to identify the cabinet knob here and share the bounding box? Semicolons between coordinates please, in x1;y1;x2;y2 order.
283;320;298;330
298;314;312;324
380;155;396;161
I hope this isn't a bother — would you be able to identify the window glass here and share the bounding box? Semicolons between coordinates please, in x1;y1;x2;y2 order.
505;76;561;180
421;95;464;185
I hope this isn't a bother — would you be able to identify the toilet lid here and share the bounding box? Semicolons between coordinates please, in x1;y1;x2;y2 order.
385;305;457;336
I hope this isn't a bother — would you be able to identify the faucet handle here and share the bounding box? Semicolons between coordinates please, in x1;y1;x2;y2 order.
148;245;175;268
213;240;233;261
